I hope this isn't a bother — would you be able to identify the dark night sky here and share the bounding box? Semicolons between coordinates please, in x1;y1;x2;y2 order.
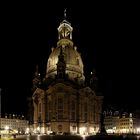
0;3;140;117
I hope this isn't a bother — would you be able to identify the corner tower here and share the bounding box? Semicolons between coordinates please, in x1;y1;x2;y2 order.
46;11;85;85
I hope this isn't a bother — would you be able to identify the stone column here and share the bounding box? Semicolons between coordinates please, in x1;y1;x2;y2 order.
76;92;79;134
33;101;38;132
41;93;46;133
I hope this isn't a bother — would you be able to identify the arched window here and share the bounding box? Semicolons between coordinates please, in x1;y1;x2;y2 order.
71;100;75;110
38;103;41;113
38;103;42;124
71;100;76;120
47;101;51;121
84;102;88;122
58;97;63;120
58;98;63;110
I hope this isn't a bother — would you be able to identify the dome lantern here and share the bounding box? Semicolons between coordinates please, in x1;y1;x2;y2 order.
46;11;85;85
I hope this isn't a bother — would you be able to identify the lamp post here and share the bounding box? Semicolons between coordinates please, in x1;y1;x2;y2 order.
99;97;107;135
37;126;40;134
5;125;9;136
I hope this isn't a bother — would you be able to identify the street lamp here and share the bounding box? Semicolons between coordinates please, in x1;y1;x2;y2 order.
37;126;40;134
26;127;29;134
5;126;9;134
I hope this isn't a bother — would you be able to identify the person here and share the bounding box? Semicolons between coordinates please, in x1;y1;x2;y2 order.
13;134;16;138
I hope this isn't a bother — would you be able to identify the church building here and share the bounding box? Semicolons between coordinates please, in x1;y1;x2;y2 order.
32;12;103;135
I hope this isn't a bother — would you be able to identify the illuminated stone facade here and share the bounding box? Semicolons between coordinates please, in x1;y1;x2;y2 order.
0;115;29;134
103;111;140;134
32;16;103;135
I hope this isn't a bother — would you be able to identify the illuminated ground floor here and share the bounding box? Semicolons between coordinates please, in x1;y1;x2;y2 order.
33;122;99;135
106;128;140;134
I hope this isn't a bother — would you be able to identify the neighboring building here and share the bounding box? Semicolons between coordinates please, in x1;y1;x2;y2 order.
0;114;29;134
103;110;140;134
103;111;119;133
32;13;103;135
119;112;136;134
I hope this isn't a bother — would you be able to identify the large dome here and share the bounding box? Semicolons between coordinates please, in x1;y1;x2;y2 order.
46;45;85;82
46;19;85;83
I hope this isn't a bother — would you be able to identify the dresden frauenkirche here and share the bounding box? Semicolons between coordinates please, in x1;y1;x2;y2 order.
32;14;103;135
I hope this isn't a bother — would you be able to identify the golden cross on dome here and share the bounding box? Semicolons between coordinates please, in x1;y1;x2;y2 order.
64;9;67;19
